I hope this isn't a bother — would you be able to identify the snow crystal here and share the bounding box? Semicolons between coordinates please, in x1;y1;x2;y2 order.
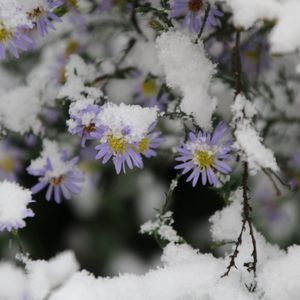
269;1;300;53
156;31;217;130
58;55;103;101
0;86;42;135
0;180;34;231
209;188;244;242
22;0;47;12
141;211;181;243
28;140;76;179
258;245;300;300
231;95;278;175
0;0;33;29
223;0;300;53
97;102;158;143
223;0;279;30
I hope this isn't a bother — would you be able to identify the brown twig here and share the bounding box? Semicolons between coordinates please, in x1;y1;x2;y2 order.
221;30;258;285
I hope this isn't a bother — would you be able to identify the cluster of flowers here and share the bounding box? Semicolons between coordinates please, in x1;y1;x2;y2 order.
0;0;83;59
67;101;162;174
22;97;234;206
0;0;224;60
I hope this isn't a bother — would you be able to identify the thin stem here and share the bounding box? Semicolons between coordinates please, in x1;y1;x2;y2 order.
131;0;148;41
161;174;181;214
222;29;258;286
195;3;211;43
242;162;257;276
12;229;26;255
233;29;242;98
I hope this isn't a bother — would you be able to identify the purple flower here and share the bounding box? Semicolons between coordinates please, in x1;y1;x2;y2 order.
0;180;35;232
170;0;223;33
64;0;86;30
28;143;84;204
93;102;160;174
97;0;114;13
137;124;163;158
0;141;23;181
94;132;144;174
134;75;169;111
0;25;33;59
26;0;63;37
175;122;233;187
240;35;271;80
67;102;103;147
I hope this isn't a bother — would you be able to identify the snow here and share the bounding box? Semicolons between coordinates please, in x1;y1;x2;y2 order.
258;245;300;300
67;98;100;130
0;262;27;300
0;0;33;29
269;1;300;53
48;245;254;300
97;102;158;143
22;0;47;12
0;180;34;231
24;251;79;300
223;0;300;53
156;31;217;130
141;211;181;243
28;140;77;179
223;0;279;30
0;86;42;135
58;55;103;102
231;95;279;175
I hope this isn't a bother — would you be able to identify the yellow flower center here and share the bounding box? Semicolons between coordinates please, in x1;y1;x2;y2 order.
138;138;149;153
66;0;79;9
107;135;127;154
0;27;12;42
244;50;260;62
0;158;15;173
141;79;157;97
194;150;214;169
64;40;80;57
58;67;66;84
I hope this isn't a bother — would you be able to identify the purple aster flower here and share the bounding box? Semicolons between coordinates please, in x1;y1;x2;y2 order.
97;0;114;13
136;123;163;158
94;102;159;174
26;0;63;37
94;131;144;174
0;25;33;59
28;142;84;204
240;35;271;80
175;122;233;187
285;153;300;189
170;0;223;33
0;141;23;181
134;75;169;111
67;101;103;147
64;0;86;30
0;180;34;232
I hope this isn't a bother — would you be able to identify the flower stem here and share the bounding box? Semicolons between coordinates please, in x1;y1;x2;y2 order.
12;229;26;255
